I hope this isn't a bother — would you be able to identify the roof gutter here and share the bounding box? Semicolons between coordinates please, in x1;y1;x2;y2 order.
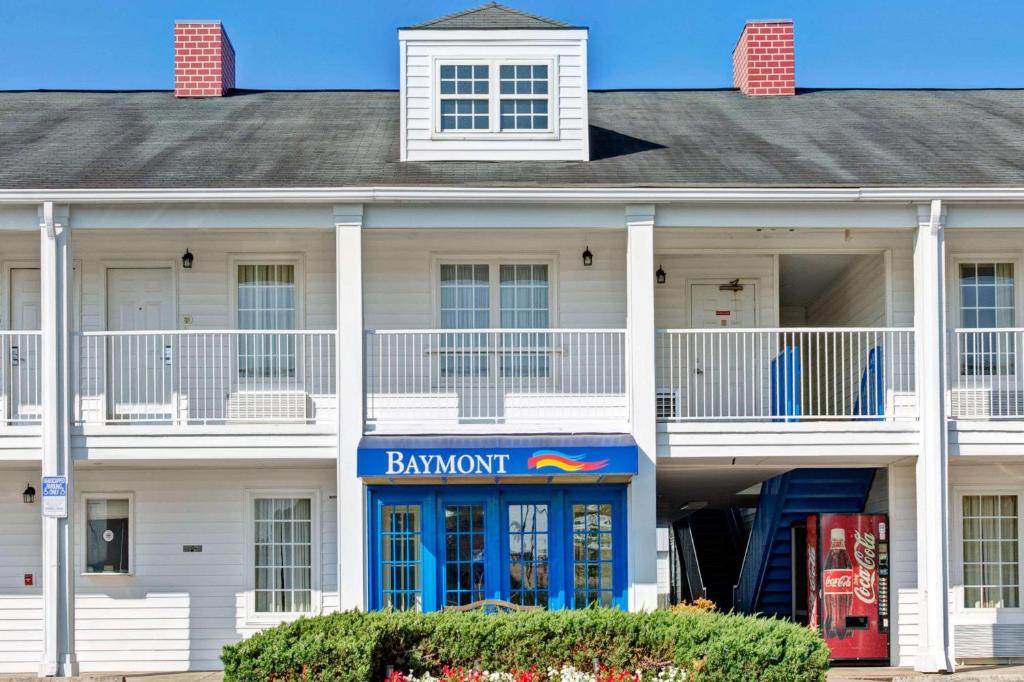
1;186;1024;205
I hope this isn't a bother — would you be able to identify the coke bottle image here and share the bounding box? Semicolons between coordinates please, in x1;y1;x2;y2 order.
822;527;854;639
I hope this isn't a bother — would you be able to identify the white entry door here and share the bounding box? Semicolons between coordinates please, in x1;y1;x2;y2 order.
8;268;42;422
106;268;175;421
689;283;758;418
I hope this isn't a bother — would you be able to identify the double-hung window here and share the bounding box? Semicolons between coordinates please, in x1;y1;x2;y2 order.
439;65;490;131
437;61;553;134
958;262;1016;377
961;493;1020;609
438;261;551;378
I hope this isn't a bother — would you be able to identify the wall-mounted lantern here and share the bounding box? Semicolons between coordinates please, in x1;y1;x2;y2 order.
22;483;35;504
582;246;594;267
656;265;666;284
181;249;194;270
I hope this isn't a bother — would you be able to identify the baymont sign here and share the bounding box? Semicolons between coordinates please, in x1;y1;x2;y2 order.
356;440;639;479
386;450;511;476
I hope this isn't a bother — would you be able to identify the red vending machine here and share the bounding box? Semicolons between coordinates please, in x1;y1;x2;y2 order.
806;514;889;663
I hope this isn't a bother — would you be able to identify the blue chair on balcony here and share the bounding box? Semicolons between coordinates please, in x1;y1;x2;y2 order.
770;346;801;422
853;345;885;420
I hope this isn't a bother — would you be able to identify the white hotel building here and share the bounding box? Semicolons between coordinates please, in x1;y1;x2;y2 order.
1;2;1024;675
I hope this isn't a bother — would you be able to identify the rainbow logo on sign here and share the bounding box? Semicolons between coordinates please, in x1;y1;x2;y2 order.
527;450;609;473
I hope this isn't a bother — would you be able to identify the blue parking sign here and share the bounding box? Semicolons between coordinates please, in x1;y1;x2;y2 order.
41;476;68;518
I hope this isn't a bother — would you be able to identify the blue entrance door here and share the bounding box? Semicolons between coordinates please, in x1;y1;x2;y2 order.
368;485;626;612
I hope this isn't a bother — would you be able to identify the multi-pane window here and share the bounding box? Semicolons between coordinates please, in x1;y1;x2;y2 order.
572;503;614;607
439;65;490;131
444;504;486;606
499;65;550;130
237;264;297;379
963;494;1019;609
499;264;550;377
959;263;1016;376
508;504;549;606
84;496;131;574
438;62;551;133
381;504;422;610
254;497;313;614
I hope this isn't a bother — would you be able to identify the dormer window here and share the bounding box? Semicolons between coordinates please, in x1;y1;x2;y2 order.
439;65;490;131
499;65;549;130
435;60;554;136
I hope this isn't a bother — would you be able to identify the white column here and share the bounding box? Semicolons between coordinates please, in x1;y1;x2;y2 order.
335;204;367;610
626;204;658;611
39;202;77;677
912;200;953;672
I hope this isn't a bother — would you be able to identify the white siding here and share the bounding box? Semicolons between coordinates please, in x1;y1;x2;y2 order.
400;30;589;162
70;230;336;333
363;229;626;330
73;467;337;673
890;464;920;667
0;468;43;674
654;228;915;329
806;254;888;327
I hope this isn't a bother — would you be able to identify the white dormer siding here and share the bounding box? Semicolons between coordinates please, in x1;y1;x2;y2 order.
399;27;590;162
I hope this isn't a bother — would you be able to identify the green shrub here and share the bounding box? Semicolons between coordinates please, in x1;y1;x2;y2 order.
221;608;829;682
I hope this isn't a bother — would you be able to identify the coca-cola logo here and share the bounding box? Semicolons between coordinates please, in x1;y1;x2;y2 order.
823;569;853;592
852;530;877;605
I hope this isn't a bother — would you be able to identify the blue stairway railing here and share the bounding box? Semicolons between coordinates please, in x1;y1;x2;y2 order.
733;473;790;613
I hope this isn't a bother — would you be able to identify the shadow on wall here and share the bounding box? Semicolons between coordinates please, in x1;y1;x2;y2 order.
588;126;666;161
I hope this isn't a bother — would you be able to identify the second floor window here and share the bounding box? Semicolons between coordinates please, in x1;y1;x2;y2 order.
237;263;296;379
959;262;1015;376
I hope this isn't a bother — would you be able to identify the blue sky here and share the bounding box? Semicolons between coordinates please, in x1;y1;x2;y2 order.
1;0;1020;90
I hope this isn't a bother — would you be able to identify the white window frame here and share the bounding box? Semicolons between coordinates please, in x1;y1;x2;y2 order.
79;492;135;578
432;57;558;140
244;488;322;625
952;486;1024;624
431;254;559;329
947;254;1023;386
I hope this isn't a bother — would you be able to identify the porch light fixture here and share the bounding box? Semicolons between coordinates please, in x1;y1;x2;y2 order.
582;245;593;267
719;278;744;292
656;265;666;284
22;483;35;504
181;249;194;270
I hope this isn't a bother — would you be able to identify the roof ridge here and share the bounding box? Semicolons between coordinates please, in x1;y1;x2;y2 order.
404;2;574;29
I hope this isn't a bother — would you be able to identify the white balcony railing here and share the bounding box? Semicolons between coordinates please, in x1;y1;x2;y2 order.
949;328;1024;419
364;329;628;429
75;330;336;425
655;328;916;422
1;331;43;425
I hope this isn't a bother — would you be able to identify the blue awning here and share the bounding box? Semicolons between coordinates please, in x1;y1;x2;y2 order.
357;433;638;480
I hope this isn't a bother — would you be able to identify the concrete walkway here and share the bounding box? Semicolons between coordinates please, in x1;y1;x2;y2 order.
830;664;1024;681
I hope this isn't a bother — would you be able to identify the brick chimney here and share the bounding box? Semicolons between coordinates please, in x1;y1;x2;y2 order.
733;20;794;96
174;20;235;97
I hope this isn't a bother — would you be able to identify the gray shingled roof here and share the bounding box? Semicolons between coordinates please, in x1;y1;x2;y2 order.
403;2;579;30
2;88;1024;189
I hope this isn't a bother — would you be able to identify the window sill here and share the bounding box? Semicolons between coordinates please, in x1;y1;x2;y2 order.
430;131;559;142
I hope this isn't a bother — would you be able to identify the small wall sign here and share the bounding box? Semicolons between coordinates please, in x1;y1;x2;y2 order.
41;476;68;518
182;545;203;553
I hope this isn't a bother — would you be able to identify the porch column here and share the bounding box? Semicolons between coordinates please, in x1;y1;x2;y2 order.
335;204;367;610
912;200;953;672
39;202;77;677
626;204;658;610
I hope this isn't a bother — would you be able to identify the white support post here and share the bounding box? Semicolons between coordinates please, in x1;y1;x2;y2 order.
912;200;953;672
38;202;77;677
335;204;367;610
626;204;658;611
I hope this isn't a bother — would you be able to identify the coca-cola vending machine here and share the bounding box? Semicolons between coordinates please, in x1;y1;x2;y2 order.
806;514;889;663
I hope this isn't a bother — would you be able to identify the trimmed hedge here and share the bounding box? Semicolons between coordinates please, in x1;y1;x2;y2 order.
222;609;829;682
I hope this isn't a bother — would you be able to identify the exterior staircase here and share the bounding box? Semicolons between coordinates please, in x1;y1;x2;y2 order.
733;468;876;617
